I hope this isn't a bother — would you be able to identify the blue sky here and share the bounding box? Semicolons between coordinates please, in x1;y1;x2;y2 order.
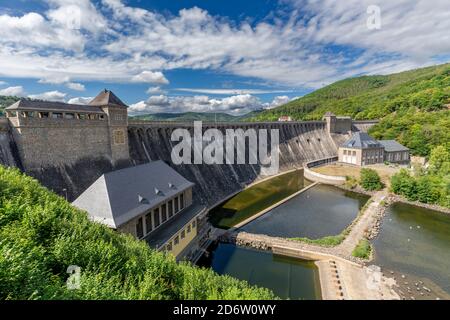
0;0;449;115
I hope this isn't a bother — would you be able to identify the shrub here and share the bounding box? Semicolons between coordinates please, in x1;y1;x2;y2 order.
0;166;276;300
352;239;372;259
360;168;383;191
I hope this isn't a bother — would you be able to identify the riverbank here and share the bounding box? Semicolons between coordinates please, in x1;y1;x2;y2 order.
219;231;400;300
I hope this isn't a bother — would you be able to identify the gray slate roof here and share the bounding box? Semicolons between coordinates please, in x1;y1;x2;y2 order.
378;140;409;152
5;99;105;114
341;132;382;149
72;161;194;228
89;89;128;108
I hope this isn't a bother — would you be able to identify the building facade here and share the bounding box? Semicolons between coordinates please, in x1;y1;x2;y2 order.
338;132;409;166
72;160;204;258
4;90;129;170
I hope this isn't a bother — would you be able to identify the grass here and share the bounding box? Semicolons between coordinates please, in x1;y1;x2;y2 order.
313;163;399;188
352;239;372;259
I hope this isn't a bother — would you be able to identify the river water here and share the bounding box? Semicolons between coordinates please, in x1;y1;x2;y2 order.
197;242;321;300
209;170;311;229
241;184;369;239
373;202;450;296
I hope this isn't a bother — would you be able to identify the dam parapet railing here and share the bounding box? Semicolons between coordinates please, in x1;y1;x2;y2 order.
304;156;346;185
128;119;327;128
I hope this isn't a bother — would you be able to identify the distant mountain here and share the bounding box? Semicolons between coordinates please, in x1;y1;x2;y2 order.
131;110;264;122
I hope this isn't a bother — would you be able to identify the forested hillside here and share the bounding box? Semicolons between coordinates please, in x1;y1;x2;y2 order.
0;166;276;300
250;63;450;156
0;96;20;115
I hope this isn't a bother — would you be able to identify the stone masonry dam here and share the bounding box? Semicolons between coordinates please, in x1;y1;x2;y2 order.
0;116;376;206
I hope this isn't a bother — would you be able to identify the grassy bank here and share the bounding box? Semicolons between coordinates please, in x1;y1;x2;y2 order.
0;166;276;300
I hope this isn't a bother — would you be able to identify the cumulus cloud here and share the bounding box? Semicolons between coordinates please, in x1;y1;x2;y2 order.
0;86;25;97
129;94;294;116
174;88;293;95
67;96;94;104
66;82;86;91
131;71;169;84
146;86;165;94
28;90;67;102
0;0;448;89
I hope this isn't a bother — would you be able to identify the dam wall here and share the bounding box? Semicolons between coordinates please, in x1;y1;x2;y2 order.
127;121;339;206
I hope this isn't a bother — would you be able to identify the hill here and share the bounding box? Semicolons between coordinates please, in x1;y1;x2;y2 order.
0;96;21;115
0;166;276;300
250;63;450;156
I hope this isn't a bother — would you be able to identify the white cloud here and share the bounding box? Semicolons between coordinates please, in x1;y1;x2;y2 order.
129;94;272;116
0;0;448;90
131;71;169;84
67;96;94;104
0;86;25;97
146;86;165;94
28;90;67;102
66;82;85;91
0;81;7;86
265;95;291;109
174;88;293;95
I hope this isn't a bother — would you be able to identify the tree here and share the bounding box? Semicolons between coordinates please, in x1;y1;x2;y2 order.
360;168;383;191
429;145;450;175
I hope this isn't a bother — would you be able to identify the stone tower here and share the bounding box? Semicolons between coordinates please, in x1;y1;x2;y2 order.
89;89;130;165
322;111;337;133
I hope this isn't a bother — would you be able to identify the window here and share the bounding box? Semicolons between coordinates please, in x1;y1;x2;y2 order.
187;225;191;233
115;114;124;121
343;150;347;155
99;115;105;120
161;204;167;222
174;235;179;245
52;113;63;119
78;113;87;120
24;111;35;118
180;193;184;210
168;200;173;218
174;196;179;213
153;208;160;228
39;112;49;118
136;217;143;239
352;151;356;156
192;220;196;229
181;230;185;239
65;113;75;119
166;242;172;251
145;213;152;234
113;130;125;145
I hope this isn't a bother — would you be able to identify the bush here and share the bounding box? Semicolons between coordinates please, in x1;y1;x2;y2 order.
352;239;372;259
0;166;276;300
360;168;383;191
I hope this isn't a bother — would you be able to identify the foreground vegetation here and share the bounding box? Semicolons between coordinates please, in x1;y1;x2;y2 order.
352;239;372;260
250;63;450;157
390;146;450;208
360;169;383;191
0;166;276;300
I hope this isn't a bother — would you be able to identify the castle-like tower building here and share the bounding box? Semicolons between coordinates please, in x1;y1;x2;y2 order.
4;90;129;170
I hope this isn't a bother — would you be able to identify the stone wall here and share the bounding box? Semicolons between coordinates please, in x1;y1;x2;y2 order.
128;121;339;206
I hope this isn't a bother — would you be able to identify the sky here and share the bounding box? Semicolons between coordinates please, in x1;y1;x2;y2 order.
0;0;449;115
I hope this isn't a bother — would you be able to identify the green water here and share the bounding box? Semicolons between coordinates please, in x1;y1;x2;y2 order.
198;243;321;300
373;202;450;295
209;170;311;229
241;184;369;239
